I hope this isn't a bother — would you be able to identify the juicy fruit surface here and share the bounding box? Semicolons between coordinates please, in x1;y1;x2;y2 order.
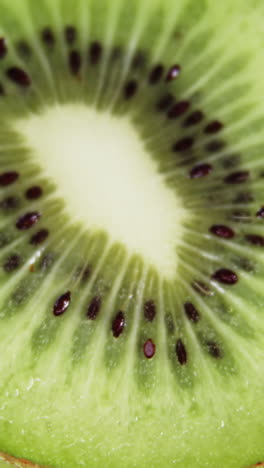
0;0;263;467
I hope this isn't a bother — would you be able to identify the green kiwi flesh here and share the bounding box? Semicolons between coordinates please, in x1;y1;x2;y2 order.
0;0;263;467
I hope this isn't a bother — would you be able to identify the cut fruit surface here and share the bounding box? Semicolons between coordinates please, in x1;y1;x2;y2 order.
14;105;186;277
0;0;263;468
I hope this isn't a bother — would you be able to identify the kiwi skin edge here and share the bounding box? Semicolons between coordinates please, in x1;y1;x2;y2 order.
0;452;263;468
0;452;48;468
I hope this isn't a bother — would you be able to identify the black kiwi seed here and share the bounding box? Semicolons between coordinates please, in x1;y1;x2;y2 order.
256;207;264;218
41;27;55;47
16;212;41;230
144;300;156;321
25;186;43;200
165;64;181;81
189;163;212;179
245;234;264;247
224;170;250;184
123;80;138;100
0;171;19;186
64;26;77;45
184;302;200;322
204;120;223;134
132;50;146;69
148;64;164;84
53;291;71;316
221;154;241;169
6;67;31;87
0;83;5;96
87;295;101;320
207;341;221;358
212;268;238;285
81;266;92;282
167;101;190;119
89;41;102;65
3;254;21;273
205;140;225;153
183;110;204;127
143;339;156;359
210;225;235;239
0;196;20;211
69;50;81;75
175;339;187;365
0;37;7;59
112;311;125;337
156;93;174;112
172;137;194;152
30;229;49;245
16;40;32;58
233;192;254;204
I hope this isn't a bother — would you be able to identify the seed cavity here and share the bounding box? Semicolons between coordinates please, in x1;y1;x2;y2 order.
30;229;49;245
4;254;21;272
16;212;41;230
0;38;7;59
192;280;214;296
224;171;249;184
204;120;223;134
149;64;164;84
190;163;212;179
175;339;187;365
87;295;101;320
212;268;238;285
143;339;156;359
69;50;81;75
53;291;71;316
65;26;77;45
0;171;19;186
89;41;102;65
156;93;174;112
123;80;138;100
210;225;235;239
42;28;55;47
112;311;125;338
245;234;264;247
172;137;194;152
183;110;204;127
207;341;221;358
6;67;31;87
184;302;200;323
168;101;190;119
25;186;43;200
166;64;181;81
144;300;156;322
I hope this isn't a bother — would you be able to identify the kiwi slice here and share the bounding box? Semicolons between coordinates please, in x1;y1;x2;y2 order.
0;0;263;467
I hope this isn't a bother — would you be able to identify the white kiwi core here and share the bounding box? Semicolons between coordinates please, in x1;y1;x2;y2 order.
14;104;186;277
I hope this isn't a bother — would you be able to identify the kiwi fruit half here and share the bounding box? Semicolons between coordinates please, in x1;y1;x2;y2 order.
0;0;263;467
